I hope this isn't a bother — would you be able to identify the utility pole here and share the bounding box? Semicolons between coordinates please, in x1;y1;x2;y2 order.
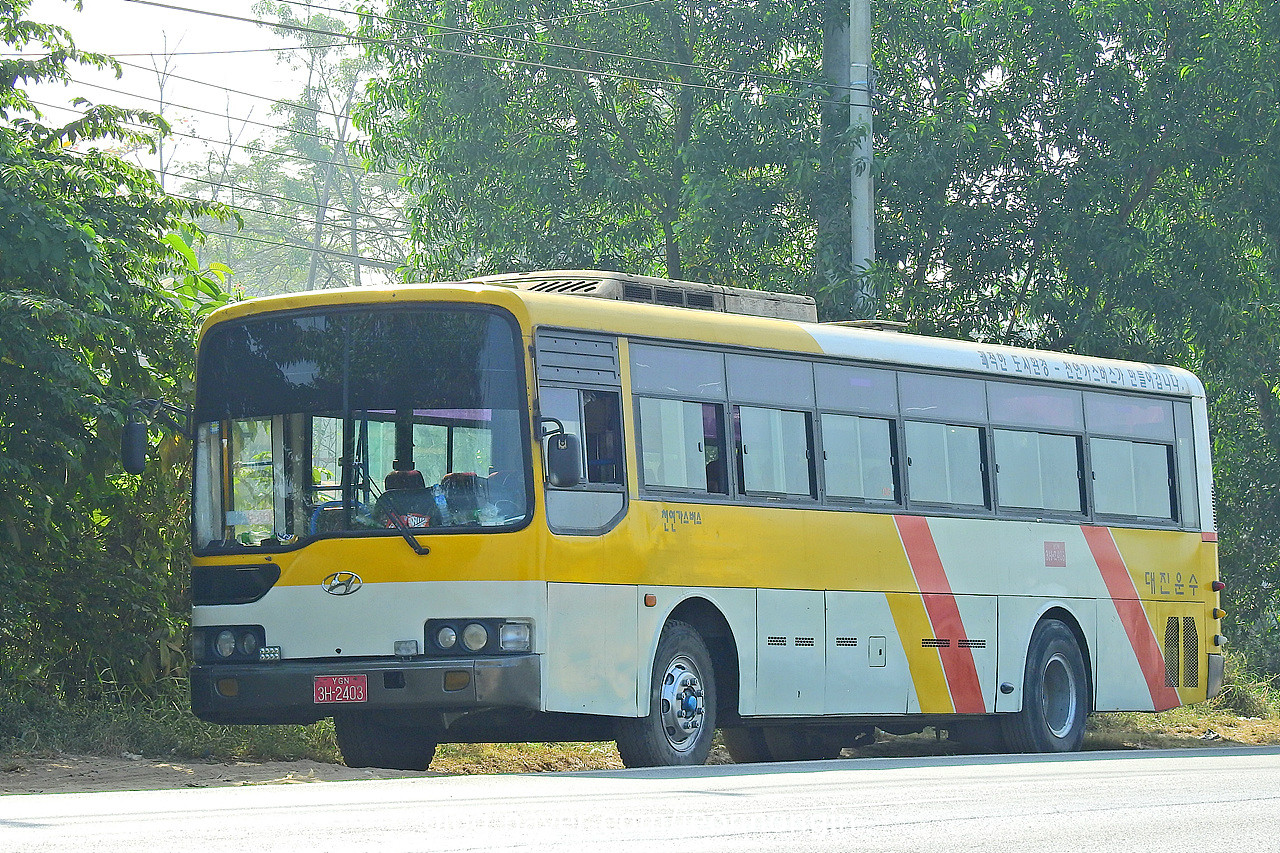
849;0;876;318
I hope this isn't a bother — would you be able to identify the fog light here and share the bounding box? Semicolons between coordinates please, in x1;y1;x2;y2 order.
237;632;259;657
462;622;488;652
258;646;281;662
214;630;236;658
394;639;419;658
215;678;239;697
500;622;531;652
436;626;457;650
443;670;470;692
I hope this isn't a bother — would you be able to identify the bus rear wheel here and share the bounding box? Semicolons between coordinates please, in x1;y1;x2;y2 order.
616;620;717;767
1001;620;1088;753
333;712;438;770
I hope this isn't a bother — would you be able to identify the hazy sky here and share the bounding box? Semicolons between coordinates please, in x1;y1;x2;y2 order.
25;0;347;175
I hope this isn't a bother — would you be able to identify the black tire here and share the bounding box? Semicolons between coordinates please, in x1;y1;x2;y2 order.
1001;620;1089;753
616;620;717;767
762;726;844;761
333;712;438;770
721;726;774;764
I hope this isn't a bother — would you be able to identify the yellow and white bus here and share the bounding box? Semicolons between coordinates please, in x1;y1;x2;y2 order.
177;270;1224;768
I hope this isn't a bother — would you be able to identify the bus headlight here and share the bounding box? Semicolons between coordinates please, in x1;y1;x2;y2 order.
436;626;457;650
500;622;532;652
462;622;489;652
214;630;237;658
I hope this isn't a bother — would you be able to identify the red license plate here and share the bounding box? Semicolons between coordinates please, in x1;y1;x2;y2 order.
313;674;368;704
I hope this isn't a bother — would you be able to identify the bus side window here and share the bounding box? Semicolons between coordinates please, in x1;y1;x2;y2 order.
582;390;623;485
540;386;625;487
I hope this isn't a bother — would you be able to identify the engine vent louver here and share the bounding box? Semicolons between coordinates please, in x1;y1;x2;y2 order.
1183;616;1199;689
766;636;787;647
922;638;950;648
958;639;986;649
1164;617;1182;688
794;637;816;647
655;286;685;306
835;637;858;647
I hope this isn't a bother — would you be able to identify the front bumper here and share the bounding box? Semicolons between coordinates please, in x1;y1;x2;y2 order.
191;654;540;724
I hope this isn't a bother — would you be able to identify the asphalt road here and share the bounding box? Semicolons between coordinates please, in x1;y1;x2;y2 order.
3;747;1276;852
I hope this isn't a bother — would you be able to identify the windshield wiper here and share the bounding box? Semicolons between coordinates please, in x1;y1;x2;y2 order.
376;490;431;556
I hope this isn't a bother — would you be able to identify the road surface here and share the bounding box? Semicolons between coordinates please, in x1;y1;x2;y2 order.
3;747;1275;852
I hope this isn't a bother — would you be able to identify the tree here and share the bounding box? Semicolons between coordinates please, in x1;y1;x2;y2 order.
178;2;409;296
356;0;834;288
1;0;229;693
871;0;1280;658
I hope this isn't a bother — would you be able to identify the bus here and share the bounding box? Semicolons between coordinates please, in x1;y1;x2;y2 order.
150;270;1224;768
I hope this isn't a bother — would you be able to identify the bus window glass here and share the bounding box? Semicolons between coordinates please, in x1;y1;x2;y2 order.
988;383;1083;431
905;421;986;507
630;345;725;398
639;398;710;491
193;307;528;550
1174;402;1199;528
820;413;896;502
1091;437;1174;520
727;355;814;408
1084;393;1174;441
735;406;814;497
582;391;624;484
814;364;897;414
994;429;1083;513
900;373;987;423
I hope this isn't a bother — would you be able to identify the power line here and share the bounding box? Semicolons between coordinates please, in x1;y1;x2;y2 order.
471;0;665;32
112;56;352;123
276;0;845;96
168;169;408;229
124;0;854;109
70;77;358;148
26;97;404;182
199;225;403;271
170;190;394;234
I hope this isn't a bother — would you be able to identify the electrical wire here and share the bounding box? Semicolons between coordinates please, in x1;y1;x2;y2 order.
124;0;860;109
112;56;353;122
69;77;359;148
167;170;408;229
275;0;849;96
199;226;403;271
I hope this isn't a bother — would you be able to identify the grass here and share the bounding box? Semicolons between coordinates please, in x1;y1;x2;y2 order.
4;655;1279;772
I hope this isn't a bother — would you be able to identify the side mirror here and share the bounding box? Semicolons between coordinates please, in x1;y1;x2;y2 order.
122;420;149;475
545;432;582;488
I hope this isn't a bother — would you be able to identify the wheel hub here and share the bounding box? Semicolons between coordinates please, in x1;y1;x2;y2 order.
660;654;705;752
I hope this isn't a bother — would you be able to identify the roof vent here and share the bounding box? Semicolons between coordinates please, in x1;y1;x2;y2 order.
468;270;817;322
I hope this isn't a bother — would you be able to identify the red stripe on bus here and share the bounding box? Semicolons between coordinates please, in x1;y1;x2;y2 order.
1201;532;1218;543
894;515;986;713
1080;526;1181;711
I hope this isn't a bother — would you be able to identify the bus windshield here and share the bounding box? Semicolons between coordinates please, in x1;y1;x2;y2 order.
192;306;529;552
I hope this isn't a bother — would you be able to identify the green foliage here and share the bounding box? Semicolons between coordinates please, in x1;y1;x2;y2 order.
1;0;231;697
356;0;834;288
0;678;338;761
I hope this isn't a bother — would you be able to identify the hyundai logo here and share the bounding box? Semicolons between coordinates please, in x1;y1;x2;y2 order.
321;571;363;596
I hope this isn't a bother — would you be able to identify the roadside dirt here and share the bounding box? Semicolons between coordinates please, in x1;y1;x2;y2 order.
0;753;429;795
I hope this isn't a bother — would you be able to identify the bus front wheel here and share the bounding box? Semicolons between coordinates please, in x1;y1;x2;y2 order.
333;712;438;770
616;620;717;767
1001;620;1088;753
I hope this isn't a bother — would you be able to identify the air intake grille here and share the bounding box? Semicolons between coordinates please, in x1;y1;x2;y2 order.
922;638;950;648
1164;617;1181;688
958;639;986;649
1183;616;1199;688
835;637;858;647
766;636;786;647
685;291;716;310
794;637;815;647
527;278;600;293
655;286;684;306
622;283;653;302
